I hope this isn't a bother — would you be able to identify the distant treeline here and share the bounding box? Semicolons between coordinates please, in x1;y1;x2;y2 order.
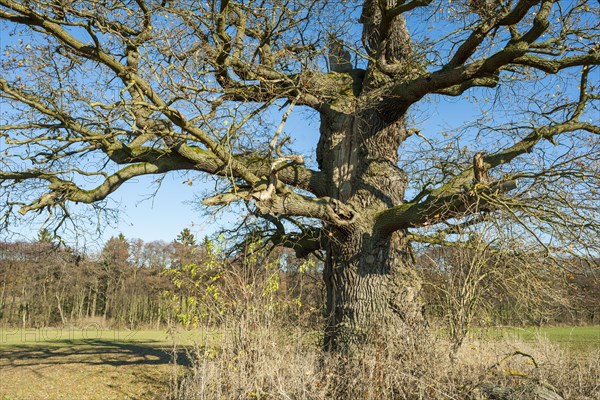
0;236;172;328
0;230;598;329
0;230;323;329
417;245;600;327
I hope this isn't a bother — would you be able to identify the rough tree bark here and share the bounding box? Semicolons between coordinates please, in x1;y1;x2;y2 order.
315;5;427;349
323;228;425;350
317;99;425;349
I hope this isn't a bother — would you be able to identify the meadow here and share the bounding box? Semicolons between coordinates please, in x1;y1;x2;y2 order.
0;328;183;400
486;326;600;351
0;325;598;400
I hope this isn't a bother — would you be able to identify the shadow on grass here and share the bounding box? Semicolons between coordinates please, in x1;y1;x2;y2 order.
0;339;192;368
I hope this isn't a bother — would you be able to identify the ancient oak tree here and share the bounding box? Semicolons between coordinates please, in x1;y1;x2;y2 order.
1;1;598;351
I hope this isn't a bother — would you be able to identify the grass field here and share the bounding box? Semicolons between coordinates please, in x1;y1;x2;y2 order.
0;325;598;400
0;327;193;400
479;325;600;351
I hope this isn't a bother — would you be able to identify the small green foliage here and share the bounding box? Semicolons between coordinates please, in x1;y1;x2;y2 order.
163;261;226;328
298;259;316;274
175;228;196;246
162;236;229;327
163;237;319;328
36;228;55;243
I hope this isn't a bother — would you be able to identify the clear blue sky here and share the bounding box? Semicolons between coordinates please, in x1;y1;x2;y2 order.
1;4;550;251
0;3;485;251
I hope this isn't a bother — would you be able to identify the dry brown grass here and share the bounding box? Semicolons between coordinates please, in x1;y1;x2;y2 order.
167;323;600;400
0;325;597;399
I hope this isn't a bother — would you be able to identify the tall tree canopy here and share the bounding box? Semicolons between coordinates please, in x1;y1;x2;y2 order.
1;0;598;351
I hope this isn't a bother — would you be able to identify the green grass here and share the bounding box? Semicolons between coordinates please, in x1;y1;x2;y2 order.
1;327;170;346
477;325;600;351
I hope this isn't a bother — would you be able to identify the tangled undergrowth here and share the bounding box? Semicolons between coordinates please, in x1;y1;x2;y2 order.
166;320;599;400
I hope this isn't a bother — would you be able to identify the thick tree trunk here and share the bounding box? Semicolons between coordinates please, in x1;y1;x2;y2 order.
318;98;425;352
103;281;110;320
323;228;425;351
314;10;427;352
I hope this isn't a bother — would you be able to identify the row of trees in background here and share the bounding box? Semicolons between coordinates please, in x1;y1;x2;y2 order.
418;240;600;354
0;229;323;329
1;228;598;338
1;232;168;328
